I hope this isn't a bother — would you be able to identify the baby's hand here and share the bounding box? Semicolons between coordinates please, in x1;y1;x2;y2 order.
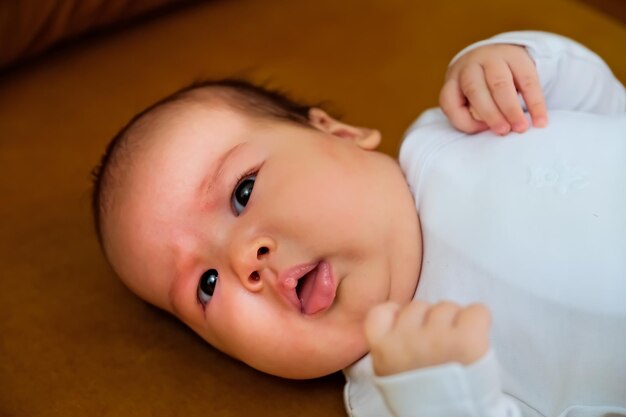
364;301;491;376
439;44;548;135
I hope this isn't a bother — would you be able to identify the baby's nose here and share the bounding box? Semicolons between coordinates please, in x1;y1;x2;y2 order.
231;236;276;291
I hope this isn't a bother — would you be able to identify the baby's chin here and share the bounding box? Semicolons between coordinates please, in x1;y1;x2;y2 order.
247;332;370;380
255;349;369;380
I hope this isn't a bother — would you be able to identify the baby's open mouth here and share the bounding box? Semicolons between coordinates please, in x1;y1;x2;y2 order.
295;268;311;302
281;261;336;315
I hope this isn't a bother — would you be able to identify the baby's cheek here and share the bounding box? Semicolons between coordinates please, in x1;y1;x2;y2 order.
207;294;280;354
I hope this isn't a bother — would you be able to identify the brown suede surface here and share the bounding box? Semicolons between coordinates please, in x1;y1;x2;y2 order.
1;0;624;416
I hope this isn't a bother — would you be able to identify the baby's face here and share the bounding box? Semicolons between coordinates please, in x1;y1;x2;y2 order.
104;104;421;378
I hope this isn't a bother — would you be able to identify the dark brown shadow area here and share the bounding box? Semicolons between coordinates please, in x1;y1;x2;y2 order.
577;0;626;24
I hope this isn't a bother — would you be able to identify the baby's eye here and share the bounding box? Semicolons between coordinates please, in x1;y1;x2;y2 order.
197;269;218;305
231;174;256;215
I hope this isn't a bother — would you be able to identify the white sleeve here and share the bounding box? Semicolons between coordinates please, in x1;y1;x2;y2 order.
374;350;521;417
451;31;626;115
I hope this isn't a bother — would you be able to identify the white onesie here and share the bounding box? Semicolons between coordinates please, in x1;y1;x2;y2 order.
343;31;626;417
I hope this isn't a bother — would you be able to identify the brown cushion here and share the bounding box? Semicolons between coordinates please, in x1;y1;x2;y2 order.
0;0;193;68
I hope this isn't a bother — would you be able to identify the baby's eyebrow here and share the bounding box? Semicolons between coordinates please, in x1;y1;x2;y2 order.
197;142;245;198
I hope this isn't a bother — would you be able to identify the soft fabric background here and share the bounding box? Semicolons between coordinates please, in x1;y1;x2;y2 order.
1;0;624;416
0;0;198;69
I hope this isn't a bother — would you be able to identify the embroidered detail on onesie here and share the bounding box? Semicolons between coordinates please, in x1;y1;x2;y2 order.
527;160;589;194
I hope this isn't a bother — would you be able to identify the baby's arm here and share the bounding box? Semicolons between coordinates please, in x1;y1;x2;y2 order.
441;31;626;134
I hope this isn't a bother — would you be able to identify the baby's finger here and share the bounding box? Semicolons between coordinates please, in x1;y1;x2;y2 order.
439;78;489;134
454;303;491;334
424;301;461;328
364;302;400;348
459;63;511;135
484;59;528;132
395;300;431;332
509;54;548;128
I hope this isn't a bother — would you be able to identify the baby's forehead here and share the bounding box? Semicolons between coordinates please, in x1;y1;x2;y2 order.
147;103;257;155
104;104;234;306
121;101;251;178
140;96;236;139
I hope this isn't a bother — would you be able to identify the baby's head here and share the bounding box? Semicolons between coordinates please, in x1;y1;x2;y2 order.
92;80;422;379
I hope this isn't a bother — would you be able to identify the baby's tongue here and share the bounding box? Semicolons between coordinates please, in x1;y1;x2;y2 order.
299;262;335;315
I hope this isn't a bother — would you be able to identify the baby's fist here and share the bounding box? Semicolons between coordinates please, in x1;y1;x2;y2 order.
364;301;491;376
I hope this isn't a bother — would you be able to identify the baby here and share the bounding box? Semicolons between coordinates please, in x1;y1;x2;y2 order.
92;31;626;416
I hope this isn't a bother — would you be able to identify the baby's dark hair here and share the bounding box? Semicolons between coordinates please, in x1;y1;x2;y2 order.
90;79;322;250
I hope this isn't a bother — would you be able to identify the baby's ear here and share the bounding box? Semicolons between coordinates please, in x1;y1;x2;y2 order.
308;108;381;150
